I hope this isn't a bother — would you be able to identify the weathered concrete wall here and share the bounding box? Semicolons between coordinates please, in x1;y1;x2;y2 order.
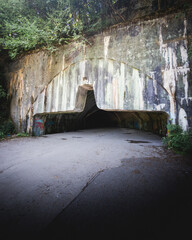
7;10;192;133
34;90;168;136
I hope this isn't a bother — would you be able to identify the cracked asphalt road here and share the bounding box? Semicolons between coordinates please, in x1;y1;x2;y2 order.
0;128;192;239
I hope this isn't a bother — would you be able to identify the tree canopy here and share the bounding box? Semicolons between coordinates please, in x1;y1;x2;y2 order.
1;0;191;59
0;0;119;59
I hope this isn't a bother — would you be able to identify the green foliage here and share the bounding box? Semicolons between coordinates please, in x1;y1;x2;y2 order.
0;119;15;138
167;124;183;136
0;0;119;59
0;84;6;98
0;0;84;58
162;124;192;154
16;132;29;137
0;131;5;139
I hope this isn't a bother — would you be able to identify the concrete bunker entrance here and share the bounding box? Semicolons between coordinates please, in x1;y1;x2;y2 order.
34;85;168;136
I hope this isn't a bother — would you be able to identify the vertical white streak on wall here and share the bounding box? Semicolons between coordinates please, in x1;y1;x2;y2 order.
132;69;141;109
159;25;177;123
154;79;158;95
55;76;59;111
159;22;190;123
97;59;104;108
183;74;189;105
46;81;52;112
105;60;113;108
180;41;189;104
80;60;86;85
55;76;60;112
179;108;188;131
70;66;75;109
59;72;63;111
66;68;70;110
41;90;45;113
162;58;176;123
87;60;92;84
159;26;164;53
113;77;119;109
119;63;125;109
139;74;144;110
151;72;157;95
27;108;32;133
62;54;65;70
106;83;112;108
51;77;56;112
113;65;120;109
33;101;37;116
180;42;189;66
34;89;45;115
62;70;67;110
58;72;63;111
126;70;132;107
164;71;176;122
183;19;187;38
108;60;113;76
169;45;177;69
104;36;110;60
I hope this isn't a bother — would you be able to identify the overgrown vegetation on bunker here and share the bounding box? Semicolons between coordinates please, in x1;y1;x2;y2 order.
0;0;122;59
0;0;192;59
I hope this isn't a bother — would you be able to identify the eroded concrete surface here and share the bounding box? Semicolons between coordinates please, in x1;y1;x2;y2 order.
0;128;192;238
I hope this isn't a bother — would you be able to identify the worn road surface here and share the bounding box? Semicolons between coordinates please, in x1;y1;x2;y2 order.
0;128;192;239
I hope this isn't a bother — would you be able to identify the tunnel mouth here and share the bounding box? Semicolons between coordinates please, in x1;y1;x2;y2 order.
33;90;168;136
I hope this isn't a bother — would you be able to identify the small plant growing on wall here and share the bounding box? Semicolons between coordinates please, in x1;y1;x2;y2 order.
162;124;192;154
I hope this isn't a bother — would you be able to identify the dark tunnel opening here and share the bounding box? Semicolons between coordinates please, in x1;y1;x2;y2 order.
33;90;168;136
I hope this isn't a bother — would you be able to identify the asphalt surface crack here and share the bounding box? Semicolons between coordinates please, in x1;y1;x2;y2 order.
43;169;104;232
82;169;104;191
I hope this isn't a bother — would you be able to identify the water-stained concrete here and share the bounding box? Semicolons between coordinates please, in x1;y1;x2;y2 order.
6;8;192;133
34;90;168;136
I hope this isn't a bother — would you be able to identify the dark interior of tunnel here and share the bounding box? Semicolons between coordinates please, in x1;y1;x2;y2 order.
34;90;168;136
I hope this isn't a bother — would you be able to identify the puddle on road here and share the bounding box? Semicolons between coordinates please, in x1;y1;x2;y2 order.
62;138;67;140
72;136;83;139
125;140;151;144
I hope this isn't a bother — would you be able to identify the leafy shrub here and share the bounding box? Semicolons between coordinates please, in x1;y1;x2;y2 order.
0;0;83;58
0;120;15;137
162;124;192;154
0;0;120;59
0;85;6;98
0;131;5;139
16;132;29;137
